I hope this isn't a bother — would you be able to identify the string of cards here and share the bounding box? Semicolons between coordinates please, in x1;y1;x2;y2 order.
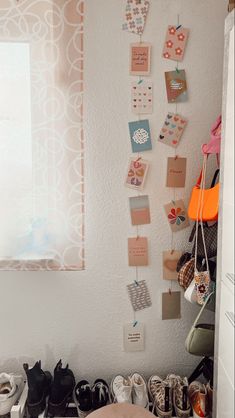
122;0;190;352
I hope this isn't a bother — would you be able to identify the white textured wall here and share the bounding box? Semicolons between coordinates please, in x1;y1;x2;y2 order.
0;0;227;382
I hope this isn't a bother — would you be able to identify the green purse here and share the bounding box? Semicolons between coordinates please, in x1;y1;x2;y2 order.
185;293;215;357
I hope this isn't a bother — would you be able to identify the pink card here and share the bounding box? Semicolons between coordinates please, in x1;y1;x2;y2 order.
164;200;190;232
158;113;187;148
130;43;151;76
129;195;151;226
131;81;153;114
125;158;149;190
128;237;148;266
162;25;189;62
122;0;150;36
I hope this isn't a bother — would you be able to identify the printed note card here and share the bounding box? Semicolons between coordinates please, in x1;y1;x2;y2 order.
127;280;152;312
131;81;153;114
130;43;151;76
158;113;187;148
125;158;149;190
128;237;148;266
162;292;181;320
129;195;151;226
129;120;152;152
164;200;190;232
122;0;150;36
165;70;188;103
163;26;189;62
166;157;187;188
123;323;145;352
163;250;183;281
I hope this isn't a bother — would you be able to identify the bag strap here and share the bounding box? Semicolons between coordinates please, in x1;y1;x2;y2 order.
193;292;214;327
189;223;196;243
194;155;210;275
196;170;203;188
211;169;220;188
196;167;220;189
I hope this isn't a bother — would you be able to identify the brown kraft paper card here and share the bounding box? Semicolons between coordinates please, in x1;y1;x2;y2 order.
166;157;187;188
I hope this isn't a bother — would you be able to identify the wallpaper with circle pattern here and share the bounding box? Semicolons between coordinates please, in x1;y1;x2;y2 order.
0;0;84;270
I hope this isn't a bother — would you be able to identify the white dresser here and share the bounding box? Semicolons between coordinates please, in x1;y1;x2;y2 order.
214;11;234;418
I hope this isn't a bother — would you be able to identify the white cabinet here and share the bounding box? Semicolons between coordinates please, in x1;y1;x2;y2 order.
214;11;234;418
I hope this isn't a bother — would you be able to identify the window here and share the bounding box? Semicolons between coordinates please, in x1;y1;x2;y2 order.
0;1;84;271
0;42;33;259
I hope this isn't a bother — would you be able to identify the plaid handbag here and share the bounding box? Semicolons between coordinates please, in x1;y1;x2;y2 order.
178;258;195;290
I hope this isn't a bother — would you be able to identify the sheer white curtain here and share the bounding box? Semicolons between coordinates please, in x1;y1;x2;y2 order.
0;0;84;270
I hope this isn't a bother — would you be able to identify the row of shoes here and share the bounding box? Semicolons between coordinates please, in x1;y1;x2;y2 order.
0;363;213;418
24;361;111;417
111;374;213;418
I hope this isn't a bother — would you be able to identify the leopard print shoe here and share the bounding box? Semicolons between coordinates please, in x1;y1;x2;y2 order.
148;375;173;418
167;375;191;418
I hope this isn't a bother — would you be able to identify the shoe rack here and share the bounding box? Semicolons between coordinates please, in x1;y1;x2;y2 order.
11;383;193;418
10;383;28;418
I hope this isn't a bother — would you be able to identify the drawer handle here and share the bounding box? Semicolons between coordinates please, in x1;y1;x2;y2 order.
226;273;235;286
225;311;235;328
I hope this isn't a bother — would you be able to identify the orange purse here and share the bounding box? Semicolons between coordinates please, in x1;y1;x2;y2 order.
188;168;220;222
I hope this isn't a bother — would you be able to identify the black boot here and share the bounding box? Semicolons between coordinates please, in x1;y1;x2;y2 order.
48;360;75;417
23;361;52;417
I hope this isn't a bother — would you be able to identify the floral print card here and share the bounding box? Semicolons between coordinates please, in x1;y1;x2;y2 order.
165;70;188;103
125;158;149;190
130;43;151;76
122;0;150;36
129;120;152;152
158;113;187;148
131;81;153;114
164;200;189;232
162;26;189;62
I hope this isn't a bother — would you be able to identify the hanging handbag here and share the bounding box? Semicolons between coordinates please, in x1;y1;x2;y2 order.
193;156;213;305
176;252;192;273
184;279;197;304
178;258;195;290
188;166;220;222
185;293;215;356
189;221;218;259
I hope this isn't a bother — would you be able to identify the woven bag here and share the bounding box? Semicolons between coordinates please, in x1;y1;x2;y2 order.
178;258;195;290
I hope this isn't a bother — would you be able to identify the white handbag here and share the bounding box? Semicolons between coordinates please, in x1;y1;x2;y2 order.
184;279;197;304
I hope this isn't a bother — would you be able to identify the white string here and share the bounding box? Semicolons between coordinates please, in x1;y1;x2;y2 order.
168;14;181;294
194;155;210;275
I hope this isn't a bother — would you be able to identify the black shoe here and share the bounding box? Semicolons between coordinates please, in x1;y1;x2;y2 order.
92;379;110;410
23;361;52;417
73;380;93;417
48;360;75;417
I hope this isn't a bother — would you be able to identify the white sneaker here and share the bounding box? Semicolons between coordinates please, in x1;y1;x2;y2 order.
0;373;24;416
111;375;132;404
131;373;149;409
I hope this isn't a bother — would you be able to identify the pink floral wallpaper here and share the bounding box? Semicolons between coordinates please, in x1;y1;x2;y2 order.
0;0;84;270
